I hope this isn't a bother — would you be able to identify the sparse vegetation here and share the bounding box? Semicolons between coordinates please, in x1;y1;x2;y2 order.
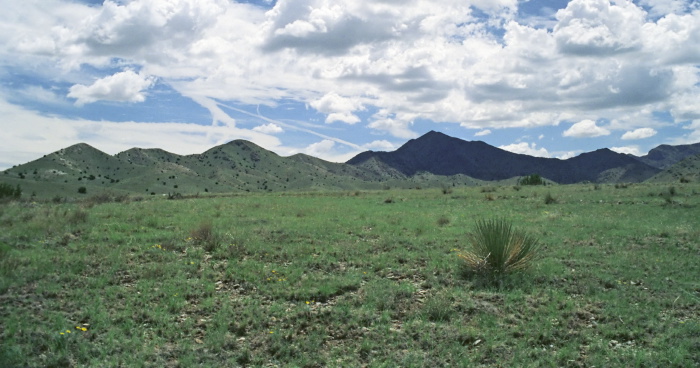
544;192;557;204
436;215;450;226
480;186;496;193
190;220;220;252
0;184;698;367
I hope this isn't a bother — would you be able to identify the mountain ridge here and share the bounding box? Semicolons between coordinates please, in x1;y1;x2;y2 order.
2;131;697;198
347;131;661;184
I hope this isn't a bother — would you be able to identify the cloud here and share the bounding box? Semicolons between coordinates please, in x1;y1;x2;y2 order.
563;119;611;138
367;113;418;139
611;145;642;156
499;142;551;157
362;140;396;151
253;123;284;134
555;151;579;160
2;0;700;152
475;129;492;137
15;86;70;107
303;139;336;157
0;94;286;170
621;127;657;140
309;92;364;124
68;70;155;106
553;0;645;56
640;0;694;17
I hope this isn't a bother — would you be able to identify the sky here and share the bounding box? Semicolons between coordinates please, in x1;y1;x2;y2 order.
1;0;700;170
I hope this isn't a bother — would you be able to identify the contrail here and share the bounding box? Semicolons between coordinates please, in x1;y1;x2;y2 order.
217;101;362;150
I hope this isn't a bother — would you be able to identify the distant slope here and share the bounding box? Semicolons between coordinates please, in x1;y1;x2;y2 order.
347;131;660;184
1;140;414;198
645;153;700;183
4;131;697;199
634;142;700;169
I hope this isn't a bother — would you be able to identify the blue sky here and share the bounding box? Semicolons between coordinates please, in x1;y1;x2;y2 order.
1;0;700;170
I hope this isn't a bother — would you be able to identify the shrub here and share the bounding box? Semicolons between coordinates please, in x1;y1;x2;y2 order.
437;215;450;226
457;218;540;275
518;174;544;186
0;183;21;200
68;209;89;225
190;221;220;252
544;192;557;204
78;186;87;194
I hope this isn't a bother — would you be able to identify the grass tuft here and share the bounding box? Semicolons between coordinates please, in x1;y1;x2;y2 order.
544;192;557;204
190;221;220;252
458;218;540;275
437;215;450;227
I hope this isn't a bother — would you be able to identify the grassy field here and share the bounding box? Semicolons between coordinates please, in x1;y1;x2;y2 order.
0;183;698;367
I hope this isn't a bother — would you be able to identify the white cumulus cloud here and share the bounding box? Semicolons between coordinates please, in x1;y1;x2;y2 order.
253;123;284;134
611;145;642;156
553;0;645;56
303;139;336;157
2;0;700;164
621;127;657;140
68;70;155;106
309;92;364;124
475;129;492;137
563;119;611;138
362;140;396;151
499;142;551;157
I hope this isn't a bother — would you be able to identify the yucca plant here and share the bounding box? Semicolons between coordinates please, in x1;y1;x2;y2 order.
458;218;540;275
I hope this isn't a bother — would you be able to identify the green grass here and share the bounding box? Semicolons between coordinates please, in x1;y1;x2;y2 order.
0;184;698;367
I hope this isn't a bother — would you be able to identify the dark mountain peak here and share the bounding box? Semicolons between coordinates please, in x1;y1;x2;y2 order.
636;142;700;169
348;133;660;183
407;130;461;145
397;130;490;155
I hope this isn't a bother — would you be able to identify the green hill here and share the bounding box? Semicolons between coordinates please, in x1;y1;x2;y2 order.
645;153;700;183
1;140;434;199
3;132;698;200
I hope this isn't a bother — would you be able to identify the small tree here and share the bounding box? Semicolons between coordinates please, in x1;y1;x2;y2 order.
518;174;545;186
0;183;21;200
78;186;87;194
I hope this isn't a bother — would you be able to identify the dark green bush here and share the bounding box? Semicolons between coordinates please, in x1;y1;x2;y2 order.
0;183;21;200
518;174;544;186
544;192;557;204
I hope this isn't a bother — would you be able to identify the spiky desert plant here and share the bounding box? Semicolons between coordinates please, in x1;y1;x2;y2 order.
458;218;540;275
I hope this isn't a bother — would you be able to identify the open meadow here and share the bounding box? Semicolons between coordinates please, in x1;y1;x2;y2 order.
0;183;698;367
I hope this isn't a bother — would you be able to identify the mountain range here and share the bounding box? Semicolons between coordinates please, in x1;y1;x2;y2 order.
2;130;698;198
